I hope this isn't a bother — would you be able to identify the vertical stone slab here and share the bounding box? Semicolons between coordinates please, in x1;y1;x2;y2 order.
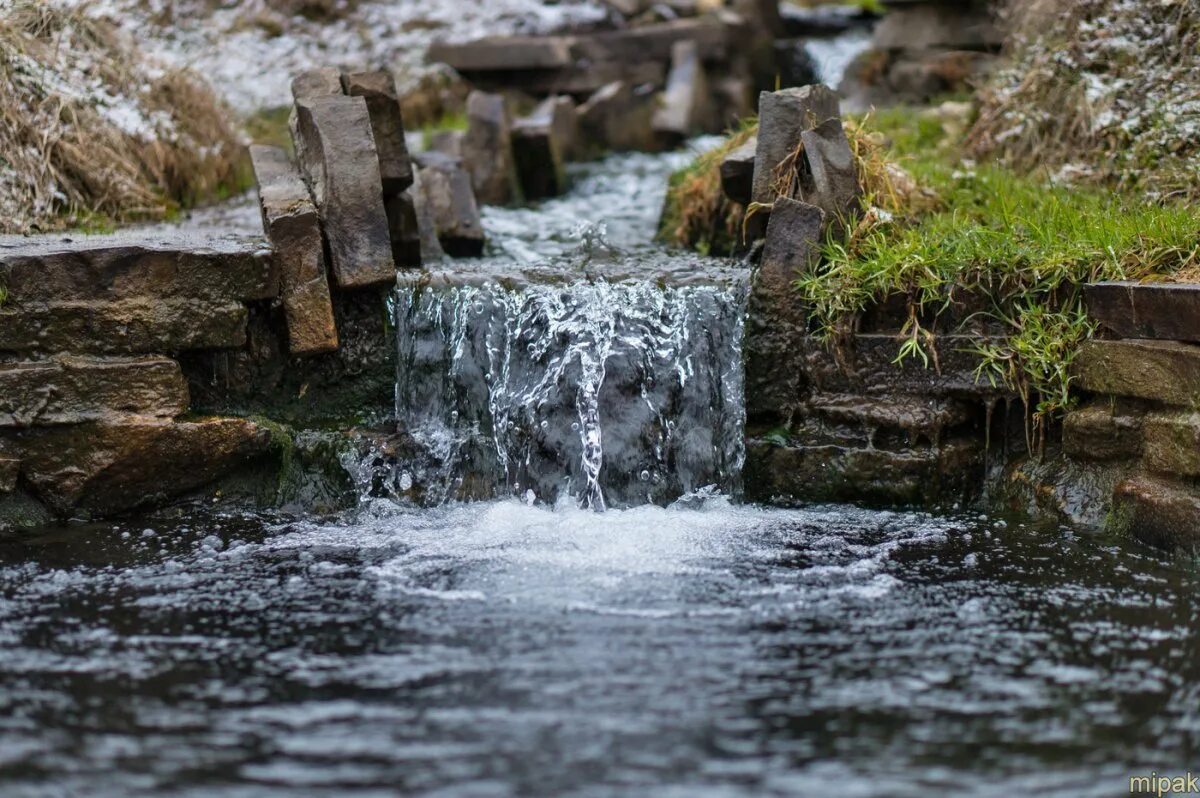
341;70;414;197
386;191;423;269
750;85;841;209
512;98;573;201
797;117;862;227
462;91;519;206
292;95;397;289
652;40;715;144
290;67;344;102
250;144;339;355
720;136;756;206
578;80;659;153
414;152;486;258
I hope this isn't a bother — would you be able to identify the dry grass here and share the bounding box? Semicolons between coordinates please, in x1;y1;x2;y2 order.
968;0;1200;200
0;1;247;233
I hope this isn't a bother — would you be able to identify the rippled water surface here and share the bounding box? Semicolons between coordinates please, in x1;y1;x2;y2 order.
2;499;1198;797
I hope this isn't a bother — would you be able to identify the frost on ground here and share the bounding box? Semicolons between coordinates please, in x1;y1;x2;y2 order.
969;0;1200;199
0;0;244;233
71;0;611;115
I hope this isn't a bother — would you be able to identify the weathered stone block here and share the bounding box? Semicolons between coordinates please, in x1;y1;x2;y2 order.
1113;475;1200;551
1062;401;1144;462
797;117;861;226
1143;411;1200;477
414;152;485;258
720;137;756;206
426;36;576;73
250;145;339;356
0;356;188;427
579;81;659;153
292;95;396;289
341;70;414;196
1085;282;1200;343
806;393;974;439
386;191;423;269
7;418;272;516
759;197;825;295
574;19;731;65
0;300;248;355
291;67;345;101
462;91;519;206
872;3;1002;52
652;40;715;144
512;99;571;201
1074;339;1200;406
750;85;840;207
0;239;275;305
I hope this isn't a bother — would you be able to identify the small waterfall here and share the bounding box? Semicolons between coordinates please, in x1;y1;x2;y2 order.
392;277;747;509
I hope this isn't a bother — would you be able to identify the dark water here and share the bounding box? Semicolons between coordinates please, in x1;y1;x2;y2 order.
1;497;1198;797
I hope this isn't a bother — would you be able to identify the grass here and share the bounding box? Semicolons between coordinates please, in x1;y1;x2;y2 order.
419;110;468;151
659;117;757;256
794;106;1200;442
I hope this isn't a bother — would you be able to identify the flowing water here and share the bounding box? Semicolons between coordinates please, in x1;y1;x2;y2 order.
3;143;1200;797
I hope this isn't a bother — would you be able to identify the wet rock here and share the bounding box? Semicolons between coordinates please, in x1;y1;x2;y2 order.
1074;339;1200;406
426;36;576;73
652;40;716;145
290;67;344;101
1143;412;1200;477
341;70;415;196
1062;401;1144;462
749;85;840;238
250;144;339;356
512;102;569;201
579;81;659;153
806;334;1002;399
805;393;974;442
462;91;519;206
0;456;16;494
1085;282;1200;343
414;152;485;258
796;117;862;227
0;356;188;428
6;417;272;516
410;170;448;263
1112;475;1200;551
0;300;248;355
0;238;275;305
386;191;423;269
774;39;819;89
872;3;1002;52
720;136;756;206
292;95;397;289
759;197;825;295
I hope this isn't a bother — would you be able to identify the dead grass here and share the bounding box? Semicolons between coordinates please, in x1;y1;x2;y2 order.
0;1;248;233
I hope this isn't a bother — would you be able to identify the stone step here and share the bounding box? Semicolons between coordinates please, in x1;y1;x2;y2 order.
1062;400;1144;462
805;392;974;435
3;417;271;515
1113;475;1200;551
0;299;248;355
1085;281;1200;343
0;356;188;427
1142;411;1200;478
1073;339;1200;406
0;234;274;306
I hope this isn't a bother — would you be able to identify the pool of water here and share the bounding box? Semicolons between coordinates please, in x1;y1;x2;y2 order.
1;497;1197;797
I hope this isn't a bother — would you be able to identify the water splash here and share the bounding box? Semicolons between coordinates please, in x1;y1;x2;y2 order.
393;278;747;509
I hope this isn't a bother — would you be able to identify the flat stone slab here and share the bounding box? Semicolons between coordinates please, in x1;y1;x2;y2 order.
292;95;396;289
1113;475;1200;551
5;417;271;516
0;356;188;428
1142;411;1200;478
0;233;274;305
1073;339;1200;406
1062;400;1144;462
1085;282;1200;343
0;299;248;355
250;144;339;356
426;36;577;73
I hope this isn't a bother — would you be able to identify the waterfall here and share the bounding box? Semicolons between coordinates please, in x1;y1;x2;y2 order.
391;277;747;509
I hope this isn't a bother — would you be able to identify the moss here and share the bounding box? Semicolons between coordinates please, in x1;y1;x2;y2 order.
419;110;469;151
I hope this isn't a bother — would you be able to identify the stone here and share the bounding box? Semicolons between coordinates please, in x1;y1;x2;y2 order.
414;152;485;258
499;61;667;98
1073;339;1200;406
872;3;1002;52
290;67;344;101
748;84;841;239
428;130;465;159
341;70;415;196
1085;282;1200;343
0;356;188;428
774;39;820;89
1062;401;1144;462
292;95;397;289
7;417;272;516
573;19;732;65
652;40;715;144
720;136;756;205
1143;412;1200;477
0;299;248;355
805;393;974;441
797;117;862;227
426;36;576;73
541;95;581;162
0;238;275;305
249;145;339;356
759;197;825;296
0;455;17;493
578;81;659;153
462;91;519;206
1112;475;1200;551
513;97;573;200
386;191;424;269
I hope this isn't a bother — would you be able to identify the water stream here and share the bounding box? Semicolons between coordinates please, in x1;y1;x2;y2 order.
2;123;1199;797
